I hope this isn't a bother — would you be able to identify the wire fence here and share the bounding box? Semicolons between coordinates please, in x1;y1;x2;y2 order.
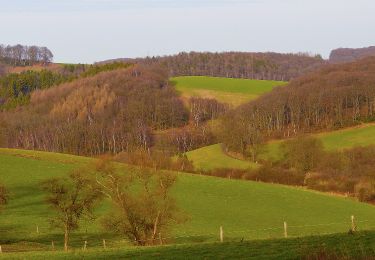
1;216;375;253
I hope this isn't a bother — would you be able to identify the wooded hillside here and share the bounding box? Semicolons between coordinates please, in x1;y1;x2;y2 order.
0;62;130;109
104;51;325;81
0;65;188;155
221;57;375;154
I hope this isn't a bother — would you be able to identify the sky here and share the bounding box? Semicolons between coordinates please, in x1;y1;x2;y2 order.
1;0;374;63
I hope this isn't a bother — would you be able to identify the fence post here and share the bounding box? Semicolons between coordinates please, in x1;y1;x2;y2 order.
284;221;288;238
351;215;356;232
83;240;87;251
0;245;2;253
51;241;55;251
103;239;106;249
36;225;39;234
220;226;224;242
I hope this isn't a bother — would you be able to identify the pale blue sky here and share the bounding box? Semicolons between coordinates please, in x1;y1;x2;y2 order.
1;0;374;63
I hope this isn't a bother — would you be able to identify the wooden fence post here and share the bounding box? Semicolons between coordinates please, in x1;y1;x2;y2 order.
103;239;106;249
36;225;39;234
0;245;2;253
83;240;87;251
351;215;356;232
51;241;55;250
284;221;288;238
220;226;224;243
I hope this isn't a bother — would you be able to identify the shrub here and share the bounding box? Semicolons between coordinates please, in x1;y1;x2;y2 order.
354;179;375;202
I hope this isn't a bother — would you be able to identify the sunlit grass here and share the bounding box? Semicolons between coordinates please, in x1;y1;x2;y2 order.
171;76;286;106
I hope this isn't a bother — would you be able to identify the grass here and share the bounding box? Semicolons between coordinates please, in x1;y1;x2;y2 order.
319;123;375;150
184;144;256;170
260;123;375;161
0;231;374;259
171;76;286;106
1;148;375;252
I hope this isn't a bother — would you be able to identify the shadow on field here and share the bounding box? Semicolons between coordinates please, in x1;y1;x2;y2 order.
0;230;125;252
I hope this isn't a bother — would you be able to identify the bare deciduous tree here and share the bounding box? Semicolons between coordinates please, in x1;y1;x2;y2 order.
41;170;102;251
95;158;184;246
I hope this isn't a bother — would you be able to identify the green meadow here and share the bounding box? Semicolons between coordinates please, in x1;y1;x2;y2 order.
1;148;375;253
185;144;256;171
260;123;375;161
0;231;374;259
171;76;286;106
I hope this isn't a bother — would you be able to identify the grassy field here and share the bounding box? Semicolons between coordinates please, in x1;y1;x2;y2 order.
1;148;375;252
0;231;374;259
171;76;286;106
260;123;375;161
185;144;256;171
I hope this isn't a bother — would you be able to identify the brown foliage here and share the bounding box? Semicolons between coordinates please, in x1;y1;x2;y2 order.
115;149;194;173
354;179;375;202
166;125;216;154
122;51;325;81
200;165;304;186
221;57;375;155
2;65;189;155
281;136;324;173
189;97;229;126
330;46;375;63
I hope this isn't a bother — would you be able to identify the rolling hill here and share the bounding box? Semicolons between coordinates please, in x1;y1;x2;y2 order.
171;76;286;106
184;144;256;170
186;123;375;168
186;123;375;170
1;148;375;252
260;123;375;161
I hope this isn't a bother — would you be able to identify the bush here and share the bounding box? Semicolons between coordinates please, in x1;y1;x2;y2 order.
281;136;324;173
171;154;195;173
250;163;305;185
354;179;375;202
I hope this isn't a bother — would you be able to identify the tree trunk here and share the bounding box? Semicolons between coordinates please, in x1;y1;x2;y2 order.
64;226;69;252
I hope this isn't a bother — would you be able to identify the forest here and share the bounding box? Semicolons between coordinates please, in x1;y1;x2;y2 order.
0;65;188;155
104;51;325;81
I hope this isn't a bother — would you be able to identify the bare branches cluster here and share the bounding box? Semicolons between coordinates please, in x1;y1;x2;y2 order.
132;51;325;81
0;44;53;66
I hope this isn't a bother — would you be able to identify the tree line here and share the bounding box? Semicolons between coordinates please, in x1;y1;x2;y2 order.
0;44;53;66
104;51;325;81
330;46;375;64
